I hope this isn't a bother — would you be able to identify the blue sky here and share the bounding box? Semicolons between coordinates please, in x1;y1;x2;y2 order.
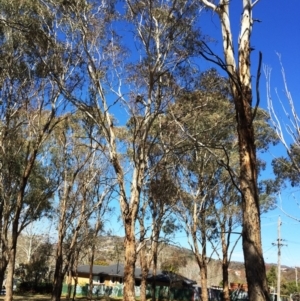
247;1;300;268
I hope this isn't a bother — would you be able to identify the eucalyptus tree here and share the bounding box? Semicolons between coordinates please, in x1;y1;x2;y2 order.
0;0;76;299
48;112;114;301
15;235;53;287
211;177;242;301
196;1;272;300
138;163;180;301
168;69;234;301
171;69;278;301
51;1;202;301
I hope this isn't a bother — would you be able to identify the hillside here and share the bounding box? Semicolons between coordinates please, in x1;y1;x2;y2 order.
88;236;296;287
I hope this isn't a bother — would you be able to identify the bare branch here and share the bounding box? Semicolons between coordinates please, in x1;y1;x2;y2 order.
251;51;262;124
199;0;218;11
251;0;261;8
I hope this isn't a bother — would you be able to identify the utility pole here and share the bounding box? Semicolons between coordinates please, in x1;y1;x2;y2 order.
272;216;286;301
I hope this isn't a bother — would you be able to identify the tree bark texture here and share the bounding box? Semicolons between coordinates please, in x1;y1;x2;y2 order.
4;251;15;301
221;227;230;301
235;90;269;301
139;247;149;301
123;221;137;301
51;251;64;301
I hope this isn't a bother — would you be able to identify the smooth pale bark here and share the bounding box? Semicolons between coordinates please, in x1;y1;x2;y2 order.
199;1;270;301
74;1;200;300
86;63;148;301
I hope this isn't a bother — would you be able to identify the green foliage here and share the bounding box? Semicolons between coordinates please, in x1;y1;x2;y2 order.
160;250;187;273
162;217;181;235
266;266;277;287
15;239;53;285
272;144;300;187
281;281;300;296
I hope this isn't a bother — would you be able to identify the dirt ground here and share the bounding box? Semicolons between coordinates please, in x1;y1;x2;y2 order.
0;295;52;301
0;295;61;301
0;295;110;301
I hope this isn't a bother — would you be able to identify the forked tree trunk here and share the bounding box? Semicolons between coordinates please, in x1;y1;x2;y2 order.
199;1;270;301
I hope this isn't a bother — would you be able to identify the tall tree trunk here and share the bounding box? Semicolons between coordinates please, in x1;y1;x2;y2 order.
4;249;16;301
0;207;8;290
200;215;209;301
222;259;230;301
199;1;270;301
200;265;208;301
5;190;25;301
221;228;230;301
194;252;208;301
51;251;64;301
123;220;137;301
51;212;65;301
151;235;159;301
138;213;150;301
235;90;269;301
88;246;96;301
72;277;78;301
66;270;73;300
191;215;209;301
139;246;149;301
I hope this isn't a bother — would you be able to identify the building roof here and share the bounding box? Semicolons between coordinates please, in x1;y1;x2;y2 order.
77;264;196;286
77;264;143;279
